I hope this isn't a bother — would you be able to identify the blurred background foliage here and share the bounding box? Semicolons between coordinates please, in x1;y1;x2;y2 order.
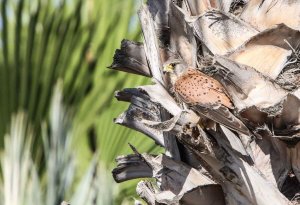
0;0;160;204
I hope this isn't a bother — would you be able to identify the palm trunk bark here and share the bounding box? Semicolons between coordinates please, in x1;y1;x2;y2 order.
109;0;300;204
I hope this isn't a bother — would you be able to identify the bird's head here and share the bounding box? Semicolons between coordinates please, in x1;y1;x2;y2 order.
163;59;185;75
163;63;176;73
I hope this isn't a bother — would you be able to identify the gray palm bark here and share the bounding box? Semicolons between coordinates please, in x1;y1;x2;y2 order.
110;0;300;204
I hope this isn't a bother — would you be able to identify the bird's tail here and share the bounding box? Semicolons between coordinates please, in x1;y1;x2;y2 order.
192;105;251;136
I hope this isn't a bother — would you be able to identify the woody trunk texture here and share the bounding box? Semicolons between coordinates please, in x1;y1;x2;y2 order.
109;0;300;204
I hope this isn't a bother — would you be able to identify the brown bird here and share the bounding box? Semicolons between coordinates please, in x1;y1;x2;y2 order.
163;59;250;135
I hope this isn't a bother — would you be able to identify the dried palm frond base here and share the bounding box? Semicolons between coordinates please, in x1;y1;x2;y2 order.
109;0;300;204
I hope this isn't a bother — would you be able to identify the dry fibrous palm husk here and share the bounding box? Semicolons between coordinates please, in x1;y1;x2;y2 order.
109;0;300;204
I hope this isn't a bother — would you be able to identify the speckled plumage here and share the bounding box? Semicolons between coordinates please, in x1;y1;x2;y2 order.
166;67;250;135
174;69;233;108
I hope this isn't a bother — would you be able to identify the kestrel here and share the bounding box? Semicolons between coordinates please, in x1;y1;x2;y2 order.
163;59;250;135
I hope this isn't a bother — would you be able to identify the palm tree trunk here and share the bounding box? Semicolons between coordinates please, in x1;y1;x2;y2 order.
110;0;300;204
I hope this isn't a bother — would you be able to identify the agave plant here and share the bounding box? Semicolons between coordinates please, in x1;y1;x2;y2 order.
110;0;300;204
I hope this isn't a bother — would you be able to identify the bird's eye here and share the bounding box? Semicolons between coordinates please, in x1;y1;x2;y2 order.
170;63;176;67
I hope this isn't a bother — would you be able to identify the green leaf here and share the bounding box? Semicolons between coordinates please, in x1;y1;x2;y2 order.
0;0;159;202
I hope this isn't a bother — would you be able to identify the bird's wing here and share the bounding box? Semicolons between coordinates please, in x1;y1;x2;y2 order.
191;104;250;136
174;69;234;108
